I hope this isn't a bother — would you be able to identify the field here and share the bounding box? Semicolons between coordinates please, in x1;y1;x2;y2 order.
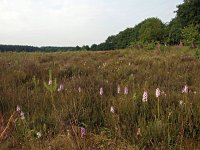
1;47;200;149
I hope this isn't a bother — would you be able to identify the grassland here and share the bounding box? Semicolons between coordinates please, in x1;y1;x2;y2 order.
0;47;200;149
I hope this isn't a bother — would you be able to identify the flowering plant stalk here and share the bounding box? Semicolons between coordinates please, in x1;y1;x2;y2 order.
44;70;58;111
157;97;160;120
156;88;161;120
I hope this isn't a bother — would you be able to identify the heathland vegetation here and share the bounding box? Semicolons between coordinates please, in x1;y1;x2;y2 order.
1;47;200;149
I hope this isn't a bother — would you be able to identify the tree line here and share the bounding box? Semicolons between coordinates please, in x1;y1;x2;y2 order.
0;45;82;52
90;0;200;51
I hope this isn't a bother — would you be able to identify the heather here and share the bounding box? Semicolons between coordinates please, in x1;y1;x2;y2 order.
0;47;200;149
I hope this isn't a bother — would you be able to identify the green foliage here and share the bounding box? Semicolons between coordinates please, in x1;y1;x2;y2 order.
81;45;90;51
110;28;138;49
138;18;166;44
43;70;57;93
0;45;83;52
143;42;156;50
32;76;40;88
195;48;200;59
92;0;200;50
176;0;200;29
167;18;182;45
182;24;200;46
90;44;98;51
94;18;167;51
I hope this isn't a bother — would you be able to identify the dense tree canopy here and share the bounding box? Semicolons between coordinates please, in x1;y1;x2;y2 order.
167;18;182;45
176;0;200;29
181;24;200;46
138;18;165;43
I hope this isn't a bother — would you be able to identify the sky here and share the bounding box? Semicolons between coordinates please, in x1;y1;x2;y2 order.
0;0;183;47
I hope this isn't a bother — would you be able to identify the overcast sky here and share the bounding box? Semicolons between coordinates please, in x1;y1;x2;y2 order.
0;0;183;47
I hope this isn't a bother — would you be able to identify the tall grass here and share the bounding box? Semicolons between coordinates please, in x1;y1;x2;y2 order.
0;47;200;149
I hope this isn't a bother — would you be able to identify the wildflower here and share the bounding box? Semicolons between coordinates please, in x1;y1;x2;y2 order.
48;80;52;85
20;111;25;120
110;106;115;113
103;63;107;67
194;91;197;94
80;127;86;138
124;86;128;95
179;100;183;105
156;88;161;98
100;87;103;95
117;85;120;94
129;62;131;66
57;84;64;92
182;85;188;93
137;128;141;136
36;132;42;138
67;129;70;137
78;87;81;93
142;91;148;102
16;105;21;113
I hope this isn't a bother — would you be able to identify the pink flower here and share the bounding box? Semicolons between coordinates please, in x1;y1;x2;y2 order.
20;111;25;120
58;84;64;92
80;127;86;138
117;85;120;94
78;87;81;93
137;128;141;136
124;86;128;95
36;132;42;138
179;100;183;105
100;87;103;95
48;80;52;85
142;91;148;102
156;88;161;98
182;85;188;93
110;106;115;113
16;105;21;113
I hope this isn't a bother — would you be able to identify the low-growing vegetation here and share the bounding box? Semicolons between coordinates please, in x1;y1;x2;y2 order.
0;46;200;149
